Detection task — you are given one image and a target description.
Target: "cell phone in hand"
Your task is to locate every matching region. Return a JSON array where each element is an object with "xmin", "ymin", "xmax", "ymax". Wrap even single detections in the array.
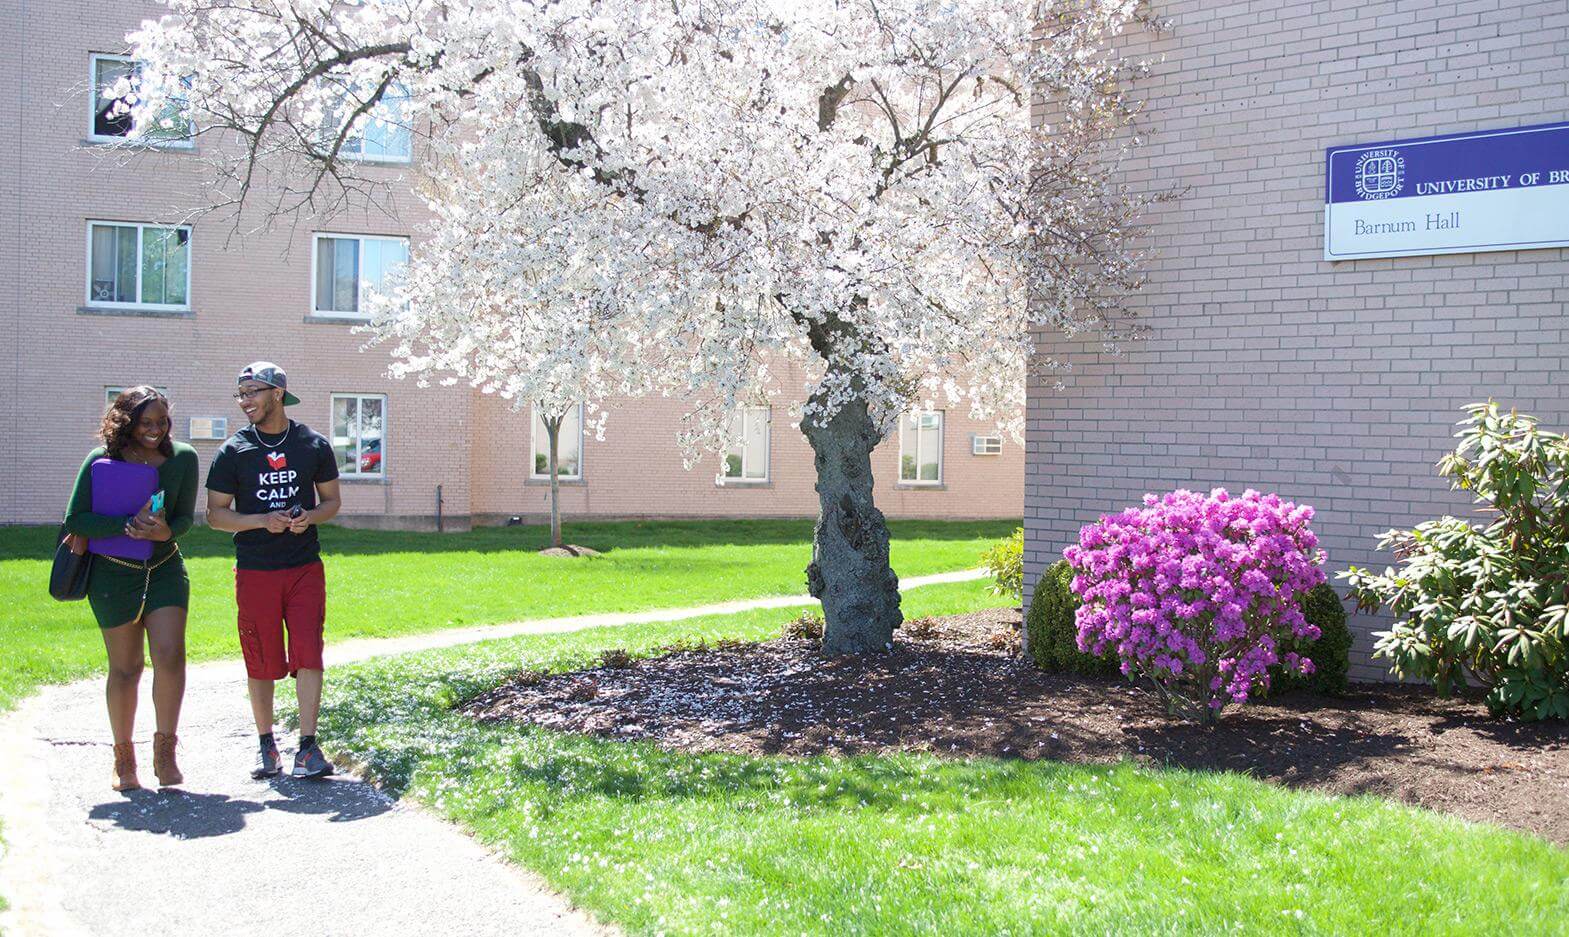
[
  {"xmin": 288, "ymin": 505, "xmax": 305, "ymax": 519},
  {"xmin": 149, "ymin": 490, "xmax": 165, "ymax": 514}
]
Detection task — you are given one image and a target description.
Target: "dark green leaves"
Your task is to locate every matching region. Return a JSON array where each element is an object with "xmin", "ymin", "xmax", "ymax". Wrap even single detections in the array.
[{"xmin": 1343, "ymin": 403, "xmax": 1568, "ymax": 721}]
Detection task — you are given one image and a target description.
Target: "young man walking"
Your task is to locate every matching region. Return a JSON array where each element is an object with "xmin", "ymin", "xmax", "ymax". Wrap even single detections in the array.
[{"xmin": 206, "ymin": 362, "xmax": 342, "ymax": 779}]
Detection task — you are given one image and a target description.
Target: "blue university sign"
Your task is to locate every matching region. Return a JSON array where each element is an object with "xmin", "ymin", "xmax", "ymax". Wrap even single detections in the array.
[{"xmin": 1324, "ymin": 121, "xmax": 1569, "ymax": 260}]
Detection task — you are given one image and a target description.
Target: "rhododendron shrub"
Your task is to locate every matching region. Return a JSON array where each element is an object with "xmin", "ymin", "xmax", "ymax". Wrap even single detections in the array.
[
  {"xmin": 1064, "ymin": 489, "xmax": 1327, "ymax": 724},
  {"xmin": 1344, "ymin": 403, "xmax": 1569, "ymax": 721}
]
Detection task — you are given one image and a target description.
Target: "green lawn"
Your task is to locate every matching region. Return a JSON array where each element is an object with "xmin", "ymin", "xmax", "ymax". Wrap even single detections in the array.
[
  {"xmin": 312, "ymin": 579, "xmax": 1569, "ymax": 936},
  {"xmin": 0, "ymin": 518, "xmax": 1014, "ymax": 712}
]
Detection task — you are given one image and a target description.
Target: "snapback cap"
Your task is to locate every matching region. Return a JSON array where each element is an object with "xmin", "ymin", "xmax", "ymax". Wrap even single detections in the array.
[{"xmin": 237, "ymin": 361, "xmax": 301, "ymax": 406}]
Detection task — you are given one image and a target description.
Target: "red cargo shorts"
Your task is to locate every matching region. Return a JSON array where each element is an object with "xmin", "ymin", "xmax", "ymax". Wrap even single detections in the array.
[{"xmin": 235, "ymin": 561, "xmax": 326, "ymax": 680}]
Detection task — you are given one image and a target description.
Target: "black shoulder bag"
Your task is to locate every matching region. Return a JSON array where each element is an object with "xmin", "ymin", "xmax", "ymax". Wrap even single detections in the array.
[{"xmin": 50, "ymin": 523, "xmax": 93, "ymax": 601}]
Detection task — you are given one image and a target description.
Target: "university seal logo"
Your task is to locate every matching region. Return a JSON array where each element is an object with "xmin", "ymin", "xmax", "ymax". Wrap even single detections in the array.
[{"xmin": 1354, "ymin": 148, "xmax": 1404, "ymax": 200}]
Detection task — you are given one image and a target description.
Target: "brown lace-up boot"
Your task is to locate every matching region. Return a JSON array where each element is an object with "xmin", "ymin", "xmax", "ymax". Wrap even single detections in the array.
[
  {"xmin": 112, "ymin": 741, "xmax": 140, "ymax": 791},
  {"xmin": 152, "ymin": 732, "xmax": 183, "ymax": 786}
]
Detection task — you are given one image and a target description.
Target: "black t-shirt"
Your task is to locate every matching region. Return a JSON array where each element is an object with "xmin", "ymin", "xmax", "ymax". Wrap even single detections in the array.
[{"xmin": 206, "ymin": 421, "xmax": 340, "ymax": 570}]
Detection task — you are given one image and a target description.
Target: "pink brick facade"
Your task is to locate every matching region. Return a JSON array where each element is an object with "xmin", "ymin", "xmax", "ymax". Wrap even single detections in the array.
[
  {"xmin": 1025, "ymin": 0, "xmax": 1569, "ymax": 680},
  {"xmin": 476, "ymin": 362, "xmax": 1024, "ymax": 526},
  {"xmin": 2, "ymin": 1, "xmax": 1023, "ymax": 532}
]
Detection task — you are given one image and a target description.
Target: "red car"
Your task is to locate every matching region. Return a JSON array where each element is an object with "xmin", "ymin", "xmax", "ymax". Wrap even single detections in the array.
[{"xmin": 359, "ymin": 438, "xmax": 382, "ymax": 473}]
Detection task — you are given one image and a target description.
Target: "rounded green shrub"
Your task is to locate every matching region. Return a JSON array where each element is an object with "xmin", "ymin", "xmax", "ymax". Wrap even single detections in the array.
[
  {"xmin": 1026, "ymin": 559, "xmax": 1118, "ymax": 676},
  {"xmin": 1264, "ymin": 583, "xmax": 1351, "ymax": 696}
]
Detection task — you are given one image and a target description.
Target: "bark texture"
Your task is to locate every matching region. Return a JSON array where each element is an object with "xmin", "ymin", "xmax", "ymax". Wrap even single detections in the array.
[{"xmin": 803, "ymin": 396, "xmax": 902, "ymax": 654}]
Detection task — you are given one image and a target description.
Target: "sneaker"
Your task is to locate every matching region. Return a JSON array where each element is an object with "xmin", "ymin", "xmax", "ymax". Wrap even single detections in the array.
[
  {"xmin": 252, "ymin": 738, "xmax": 281, "ymax": 779},
  {"xmin": 292, "ymin": 742, "xmax": 334, "ymax": 779}
]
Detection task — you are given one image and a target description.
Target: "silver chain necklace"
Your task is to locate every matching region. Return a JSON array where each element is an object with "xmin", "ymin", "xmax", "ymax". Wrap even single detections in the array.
[{"xmin": 249, "ymin": 420, "xmax": 292, "ymax": 449}]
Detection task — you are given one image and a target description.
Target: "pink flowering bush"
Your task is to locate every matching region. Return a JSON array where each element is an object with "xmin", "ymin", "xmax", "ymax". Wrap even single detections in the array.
[{"xmin": 1064, "ymin": 488, "xmax": 1327, "ymax": 724}]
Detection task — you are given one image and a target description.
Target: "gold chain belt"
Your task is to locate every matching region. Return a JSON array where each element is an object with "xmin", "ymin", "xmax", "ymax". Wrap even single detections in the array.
[
  {"xmin": 98, "ymin": 545, "xmax": 181, "ymax": 622},
  {"xmin": 98, "ymin": 545, "xmax": 181, "ymax": 572}
]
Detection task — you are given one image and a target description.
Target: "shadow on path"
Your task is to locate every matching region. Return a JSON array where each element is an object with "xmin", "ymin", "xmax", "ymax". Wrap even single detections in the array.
[
  {"xmin": 86, "ymin": 775, "xmax": 393, "ymax": 838},
  {"xmin": 88, "ymin": 790, "xmax": 264, "ymax": 839},
  {"xmin": 263, "ymin": 775, "xmax": 395, "ymax": 823}
]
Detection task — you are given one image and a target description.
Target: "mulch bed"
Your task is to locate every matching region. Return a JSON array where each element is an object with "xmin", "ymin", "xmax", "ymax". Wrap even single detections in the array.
[{"xmin": 461, "ymin": 608, "xmax": 1569, "ymax": 846}]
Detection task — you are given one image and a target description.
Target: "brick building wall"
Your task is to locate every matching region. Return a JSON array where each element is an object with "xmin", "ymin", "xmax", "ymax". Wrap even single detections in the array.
[
  {"xmin": 0, "ymin": 0, "xmax": 22, "ymax": 526},
  {"xmin": 475, "ymin": 359, "xmax": 1025, "ymax": 524},
  {"xmin": 4, "ymin": 1, "xmax": 1023, "ymax": 532},
  {"xmin": 3, "ymin": 0, "xmax": 474, "ymax": 530},
  {"xmin": 1025, "ymin": 0, "xmax": 1569, "ymax": 681}
]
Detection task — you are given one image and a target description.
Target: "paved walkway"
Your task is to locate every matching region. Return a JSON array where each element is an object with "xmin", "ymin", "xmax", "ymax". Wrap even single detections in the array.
[{"xmin": 0, "ymin": 569, "xmax": 986, "ymax": 936}]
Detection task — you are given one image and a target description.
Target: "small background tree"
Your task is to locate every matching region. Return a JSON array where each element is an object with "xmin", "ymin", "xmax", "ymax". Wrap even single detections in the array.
[{"xmin": 536, "ymin": 406, "xmax": 571, "ymax": 552}]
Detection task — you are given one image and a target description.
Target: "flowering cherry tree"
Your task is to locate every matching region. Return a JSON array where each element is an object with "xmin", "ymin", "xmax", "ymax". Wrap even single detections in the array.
[{"xmin": 125, "ymin": 0, "xmax": 1156, "ymax": 653}]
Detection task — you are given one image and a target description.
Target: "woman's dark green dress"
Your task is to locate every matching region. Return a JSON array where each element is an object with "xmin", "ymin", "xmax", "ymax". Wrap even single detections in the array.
[{"xmin": 65, "ymin": 443, "xmax": 199, "ymax": 628}]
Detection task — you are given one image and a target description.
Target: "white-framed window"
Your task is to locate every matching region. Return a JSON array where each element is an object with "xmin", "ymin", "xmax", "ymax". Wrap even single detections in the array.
[
  {"xmin": 898, "ymin": 410, "xmax": 944, "ymax": 484},
  {"xmin": 719, "ymin": 407, "xmax": 770, "ymax": 483},
  {"xmin": 972, "ymin": 433, "xmax": 1003, "ymax": 456},
  {"xmin": 89, "ymin": 54, "xmax": 193, "ymax": 147},
  {"xmin": 323, "ymin": 82, "xmax": 412, "ymax": 163},
  {"xmin": 87, "ymin": 222, "xmax": 191, "ymax": 310},
  {"xmin": 331, "ymin": 394, "xmax": 386, "ymax": 477},
  {"xmin": 311, "ymin": 233, "xmax": 408, "ymax": 318},
  {"xmin": 531, "ymin": 403, "xmax": 583, "ymax": 480}
]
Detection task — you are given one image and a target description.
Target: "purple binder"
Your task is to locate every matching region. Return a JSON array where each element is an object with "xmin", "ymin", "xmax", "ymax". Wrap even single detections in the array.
[{"xmin": 88, "ymin": 459, "xmax": 159, "ymax": 561}]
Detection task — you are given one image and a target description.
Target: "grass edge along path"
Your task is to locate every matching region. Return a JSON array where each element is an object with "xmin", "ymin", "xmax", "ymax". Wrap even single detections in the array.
[
  {"xmin": 310, "ymin": 579, "xmax": 1569, "ymax": 937},
  {"xmin": 0, "ymin": 518, "xmax": 1015, "ymax": 713}
]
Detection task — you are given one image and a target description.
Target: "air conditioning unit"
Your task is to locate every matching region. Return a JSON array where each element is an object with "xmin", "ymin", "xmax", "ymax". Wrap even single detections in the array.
[
  {"xmin": 971, "ymin": 434, "xmax": 1002, "ymax": 456},
  {"xmin": 189, "ymin": 417, "xmax": 229, "ymax": 441}
]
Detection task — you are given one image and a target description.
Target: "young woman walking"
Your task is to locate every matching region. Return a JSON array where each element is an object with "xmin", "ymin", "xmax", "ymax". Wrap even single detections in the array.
[{"xmin": 65, "ymin": 386, "xmax": 199, "ymax": 790}]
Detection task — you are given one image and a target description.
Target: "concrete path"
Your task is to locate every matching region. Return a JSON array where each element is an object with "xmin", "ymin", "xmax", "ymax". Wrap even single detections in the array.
[{"xmin": 0, "ymin": 569, "xmax": 986, "ymax": 936}]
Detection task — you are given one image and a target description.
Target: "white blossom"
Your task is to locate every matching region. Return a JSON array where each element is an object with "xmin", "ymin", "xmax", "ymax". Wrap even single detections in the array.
[{"xmin": 124, "ymin": 0, "xmax": 1155, "ymax": 461}]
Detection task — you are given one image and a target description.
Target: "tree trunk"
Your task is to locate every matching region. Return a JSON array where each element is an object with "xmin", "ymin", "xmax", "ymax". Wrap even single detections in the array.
[
  {"xmin": 802, "ymin": 394, "xmax": 902, "ymax": 654},
  {"xmin": 545, "ymin": 414, "xmax": 563, "ymax": 549}
]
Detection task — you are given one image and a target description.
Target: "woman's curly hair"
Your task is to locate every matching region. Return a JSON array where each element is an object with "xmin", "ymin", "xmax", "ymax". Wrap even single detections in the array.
[{"xmin": 101, "ymin": 386, "xmax": 174, "ymax": 460}]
